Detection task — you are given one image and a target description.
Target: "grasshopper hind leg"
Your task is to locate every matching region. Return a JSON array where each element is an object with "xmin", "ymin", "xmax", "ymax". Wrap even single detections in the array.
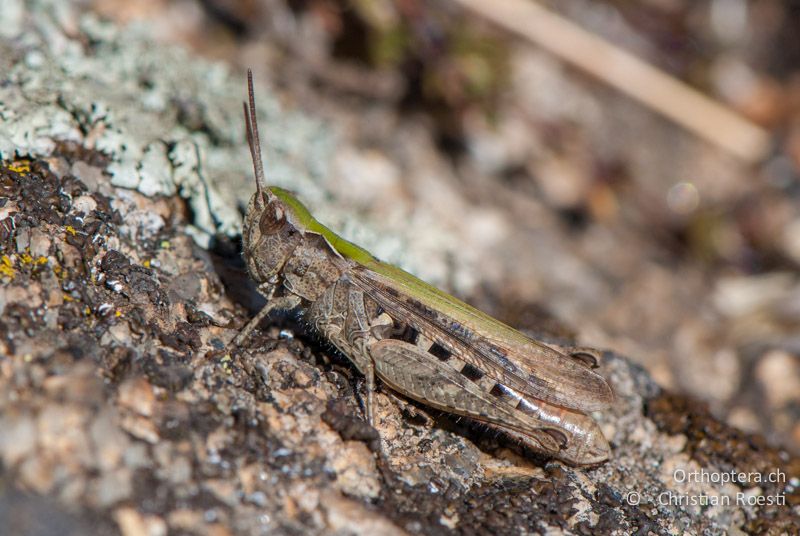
[
  {"xmin": 351, "ymin": 340, "xmax": 377, "ymax": 426},
  {"xmin": 370, "ymin": 338, "xmax": 610, "ymax": 464},
  {"xmin": 368, "ymin": 338, "xmax": 564, "ymax": 456}
]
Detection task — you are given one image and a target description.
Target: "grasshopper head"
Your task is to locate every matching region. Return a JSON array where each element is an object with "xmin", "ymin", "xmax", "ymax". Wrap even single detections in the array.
[
  {"xmin": 240, "ymin": 71, "xmax": 303, "ymax": 283},
  {"xmin": 241, "ymin": 185, "xmax": 303, "ymax": 284}
]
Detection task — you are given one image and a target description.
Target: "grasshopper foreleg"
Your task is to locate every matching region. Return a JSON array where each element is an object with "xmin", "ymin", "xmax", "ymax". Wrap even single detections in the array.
[{"xmin": 234, "ymin": 284, "xmax": 302, "ymax": 347}]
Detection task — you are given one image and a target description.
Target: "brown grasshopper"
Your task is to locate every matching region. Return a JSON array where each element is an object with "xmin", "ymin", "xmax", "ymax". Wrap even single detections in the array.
[{"xmin": 235, "ymin": 70, "xmax": 613, "ymax": 465}]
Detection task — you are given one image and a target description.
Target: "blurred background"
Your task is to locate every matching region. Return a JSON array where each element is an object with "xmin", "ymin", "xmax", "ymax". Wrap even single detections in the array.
[{"xmin": 75, "ymin": 0, "xmax": 800, "ymax": 453}]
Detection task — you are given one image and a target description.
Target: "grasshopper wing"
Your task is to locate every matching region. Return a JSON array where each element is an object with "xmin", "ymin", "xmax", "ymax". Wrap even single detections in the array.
[{"xmin": 350, "ymin": 262, "xmax": 613, "ymax": 413}]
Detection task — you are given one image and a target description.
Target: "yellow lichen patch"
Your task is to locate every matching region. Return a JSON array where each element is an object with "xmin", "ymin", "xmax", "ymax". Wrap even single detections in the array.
[
  {"xmin": 0, "ymin": 255, "xmax": 14, "ymax": 279},
  {"xmin": 219, "ymin": 354, "xmax": 233, "ymax": 374},
  {"xmin": 8, "ymin": 161, "xmax": 30, "ymax": 173},
  {"xmin": 10, "ymin": 252, "xmax": 48, "ymax": 271},
  {"xmin": 0, "ymin": 263, "xmax": 14, "ymax": 279}
]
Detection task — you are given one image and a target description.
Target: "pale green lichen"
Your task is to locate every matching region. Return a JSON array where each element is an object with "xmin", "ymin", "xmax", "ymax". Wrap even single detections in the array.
[{"xmin": 0, "ymin": 0, "xmax": 335, "ymax": 245}]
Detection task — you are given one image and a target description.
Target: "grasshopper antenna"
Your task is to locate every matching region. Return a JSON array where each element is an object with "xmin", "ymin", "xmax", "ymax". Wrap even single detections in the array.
[{"xmin": 244, "ymin": 69, "xmax": 267, "ymax": 205}]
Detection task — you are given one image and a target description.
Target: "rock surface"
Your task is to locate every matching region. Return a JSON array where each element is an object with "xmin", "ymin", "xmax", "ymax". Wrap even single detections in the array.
[{"xmin": 1, "ymin": 2, "xmax": 798, "ymax": 535}]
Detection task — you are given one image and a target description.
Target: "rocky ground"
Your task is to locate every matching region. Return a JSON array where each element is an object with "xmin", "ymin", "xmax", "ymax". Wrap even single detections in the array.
[{"xmin": 1, "ymin": 1, "xmax": 799, "ymax": 535}]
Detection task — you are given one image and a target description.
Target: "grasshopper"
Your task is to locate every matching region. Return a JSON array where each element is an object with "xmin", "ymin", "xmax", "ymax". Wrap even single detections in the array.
[{"xmin": 235, "ymin": 70, "xmax": 613, "ymax": 465}]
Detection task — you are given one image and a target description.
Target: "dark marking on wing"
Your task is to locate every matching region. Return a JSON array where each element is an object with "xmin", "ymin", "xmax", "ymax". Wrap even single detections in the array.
[
  {"xmin": 405, "ymin": 297, "xmax": 440, "ymax": 323},
  {"xmin": 428, "ymin": 342, "xmax": 451, "ymax": 361},
  {"xmin": 398, "ymin": 325, "xmax": 419, "ymax": 345},
  {"xmin": 460, "ymin": 363, "xmax": 484, "ymax": 381},
  {"xmin": 489, "ymin": 384, "xmax": 508, "ymax": 397},
  {"xmin": 382, "ymin": 286, "xmax": 400, "ymax": 298}
]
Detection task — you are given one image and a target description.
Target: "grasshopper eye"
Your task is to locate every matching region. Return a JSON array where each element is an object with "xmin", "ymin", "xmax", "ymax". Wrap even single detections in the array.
[{"xmin": 259, "ymin": 202, "xmax": 285, "ymax": 234}]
